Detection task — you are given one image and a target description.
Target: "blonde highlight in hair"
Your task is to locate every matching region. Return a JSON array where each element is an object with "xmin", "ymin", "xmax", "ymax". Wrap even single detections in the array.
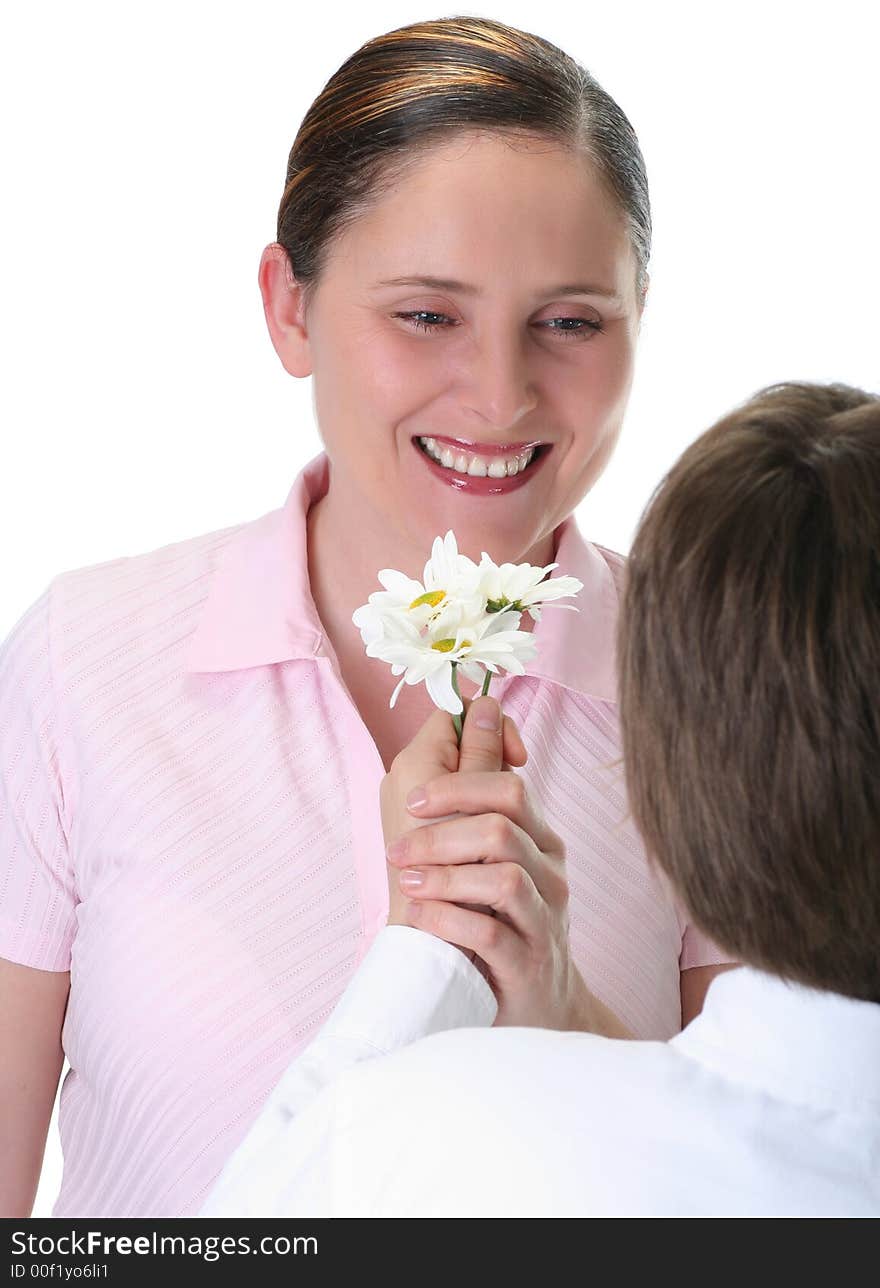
[{"xmin": 276, "ymin": 16, "xmax": 651, "ymax": 297}]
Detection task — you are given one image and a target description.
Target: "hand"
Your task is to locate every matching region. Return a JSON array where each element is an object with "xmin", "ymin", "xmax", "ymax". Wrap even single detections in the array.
[
  {"xmin": 379, "ymin": 695, "xmax": 527, "ymax": 940},
  {"xmin": 385, "ymin": 698, "xmax": 632, "ymax": 1037}
]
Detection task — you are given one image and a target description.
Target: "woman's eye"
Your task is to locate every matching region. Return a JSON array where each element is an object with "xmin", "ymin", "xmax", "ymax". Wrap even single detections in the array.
[
  {"xmin": 391, "ymin": 311, "xmax": 604, "ymax": 339},
  {"xmin": 393, "ymin": 311, "xmax": 456, "ymax": 332},
  {"xmin": 538, "ymin": 317, "xmax": 604, "ymax": 340}
]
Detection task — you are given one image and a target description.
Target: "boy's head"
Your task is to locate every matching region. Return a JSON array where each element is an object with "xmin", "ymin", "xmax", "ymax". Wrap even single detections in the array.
[{"xmin": 619, "ymin": 381, "xmax": 880, "ymax": 1002}]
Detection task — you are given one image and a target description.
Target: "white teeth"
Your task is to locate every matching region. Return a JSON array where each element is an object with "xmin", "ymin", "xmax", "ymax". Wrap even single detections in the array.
[{"xmin": 417, "ymin": 437, "xmax": 537, "ymax": 478}]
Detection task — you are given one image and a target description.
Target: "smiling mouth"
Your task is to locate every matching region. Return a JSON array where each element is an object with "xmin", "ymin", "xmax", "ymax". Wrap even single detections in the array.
[{"xmin": 413, "ymin": 435, "xmax": 549, "ymax": 478}]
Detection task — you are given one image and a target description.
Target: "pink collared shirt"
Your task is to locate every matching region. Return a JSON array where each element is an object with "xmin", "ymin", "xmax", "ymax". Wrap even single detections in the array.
[{"xmin": 0, "ymin": 450, "xmax": 729, "ymax": 1216}]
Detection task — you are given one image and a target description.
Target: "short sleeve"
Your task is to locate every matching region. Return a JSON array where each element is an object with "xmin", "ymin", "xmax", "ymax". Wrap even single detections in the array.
[
  {"xmin": 0, "ymin": 583, "xmax": 78, "ymax": 970},
  {"xmin": 680, "ymin": 920, "xmax": 736, "ymax": 971}
]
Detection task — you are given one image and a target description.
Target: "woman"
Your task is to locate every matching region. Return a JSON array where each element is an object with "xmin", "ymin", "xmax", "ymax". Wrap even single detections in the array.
[{"xmin": 0, "ymin": 16, "xmax": 731, "ymax": 1217}]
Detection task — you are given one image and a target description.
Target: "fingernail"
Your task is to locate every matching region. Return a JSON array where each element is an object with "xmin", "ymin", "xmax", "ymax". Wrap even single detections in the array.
[
  {"xmin": 474, "ymin": 697, "xmax": 501, "ymax": 731},
  {"xmin": 406, "ymin": 787, "xmax": 427, "ymax": 810},
  {"xmin": 385, "ymin": 838, "xmax": 408, "ymax": 861},
  {"xmin": 399, "ymin": 869, "xmax": 425, "ymax": 889}
]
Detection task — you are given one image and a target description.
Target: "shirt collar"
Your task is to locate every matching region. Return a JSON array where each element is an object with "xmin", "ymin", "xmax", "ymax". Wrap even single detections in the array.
[
  {"xmin": 184, "ymin": 449, "xmax": 619, "ymax": 701},
  {"xmin": 184, "ymin": 452, "xmax": 328, "ymax": 672},
  {"xmin": 672, "ymin": 966, "xmax": 880, "ymax": 1113},
  {"xmin": 524, "ymin": 510, "xmax": 618, "ymax": 702}
]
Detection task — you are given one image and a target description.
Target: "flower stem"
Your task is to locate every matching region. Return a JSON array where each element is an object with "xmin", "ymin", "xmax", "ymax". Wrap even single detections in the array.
[{"xmin": 450, "ymin": 664, "xmax": 463, "ymax": 745}]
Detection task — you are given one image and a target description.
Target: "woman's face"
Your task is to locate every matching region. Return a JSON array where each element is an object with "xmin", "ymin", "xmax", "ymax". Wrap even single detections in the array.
[{"xmin": 277, "ymin": 130, "xmax": 643, "ymax": 567}]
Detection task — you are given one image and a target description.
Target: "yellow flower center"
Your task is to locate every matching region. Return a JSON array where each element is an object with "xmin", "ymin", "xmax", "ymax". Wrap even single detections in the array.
[
  {"xmin": 409, "ymin": 589, "xmax": 446, "ymax": 610},
  {"xmin": 432, "ymin": 638, "xmax": 471, "ymax": 653}
]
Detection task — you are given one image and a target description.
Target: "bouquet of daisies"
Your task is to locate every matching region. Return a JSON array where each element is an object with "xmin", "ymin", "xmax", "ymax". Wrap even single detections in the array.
[{"xmin": 352, "ymin": 531, "xmax": 583, "ymax": 742}]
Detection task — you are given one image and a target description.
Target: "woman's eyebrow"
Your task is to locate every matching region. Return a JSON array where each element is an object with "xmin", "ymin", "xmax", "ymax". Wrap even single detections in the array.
[
  {"xmin": 544, "ymin": 282, "xmax": 623, "ymax": 305},
  {"xmin": 374, "ymin": 274, "xmax": 622, "ymax": 305},
  {"xmin": 373, "ymin": 275, "xmax": 480, "ymax": 294}
]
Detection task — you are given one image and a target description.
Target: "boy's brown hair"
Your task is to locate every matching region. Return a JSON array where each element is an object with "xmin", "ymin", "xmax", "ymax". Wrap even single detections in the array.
[{"xmin": 618, "ymin": 381, "xmax": 880, "ymax": 1001}]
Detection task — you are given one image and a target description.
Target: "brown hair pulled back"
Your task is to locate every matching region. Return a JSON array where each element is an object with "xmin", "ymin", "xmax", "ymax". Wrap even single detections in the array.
[{"xmin": 276, "ymin": 16, "xmax": 650, "ymax": 301}]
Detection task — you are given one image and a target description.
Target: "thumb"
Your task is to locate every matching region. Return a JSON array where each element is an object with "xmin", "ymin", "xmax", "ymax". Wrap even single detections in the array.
[{"xmin": 457, "ymin": 695, "xmax": 504, "ymax": 775}]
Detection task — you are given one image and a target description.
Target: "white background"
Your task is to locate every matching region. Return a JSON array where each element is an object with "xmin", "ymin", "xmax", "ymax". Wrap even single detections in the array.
[{"xmin": 0, "ymin": 0, "xmax": 875, "ymax": 1216}]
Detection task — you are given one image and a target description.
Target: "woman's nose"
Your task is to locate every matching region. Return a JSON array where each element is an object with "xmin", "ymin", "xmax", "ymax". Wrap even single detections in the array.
[{"xmin": 459, "ymin": 333, "xmax": 538, "ymax": 431}]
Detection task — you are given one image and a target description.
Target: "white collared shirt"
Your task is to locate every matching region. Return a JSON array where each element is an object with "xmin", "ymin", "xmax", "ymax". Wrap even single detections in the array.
[{"xmin": 201, "ymin": 927, "xmax": 880, "ymax": 1217}]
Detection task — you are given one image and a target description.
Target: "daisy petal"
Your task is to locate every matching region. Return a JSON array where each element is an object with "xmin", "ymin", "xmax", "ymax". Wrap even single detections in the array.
[
  {"xmin": 457, "ymin": 659, "xmax": 486, "ymax": 686},
  {"xmin": 426, "ymin": 663, "xmax": 463, "ymax": 714},
  {"xmin": 389, "ymin": 674, "xmax": 407, "ymax": 709}
]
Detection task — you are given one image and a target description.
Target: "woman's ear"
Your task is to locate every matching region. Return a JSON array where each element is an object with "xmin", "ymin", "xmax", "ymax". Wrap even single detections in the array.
[{"xmin": 258, "ymin": 243, "xmax": 312, "ymax": 377}]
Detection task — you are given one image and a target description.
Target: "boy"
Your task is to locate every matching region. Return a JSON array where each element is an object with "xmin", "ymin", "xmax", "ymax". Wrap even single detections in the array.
[{"xmin": 203, "ymin": 381, "xmax": 880, "ymax": 1216}]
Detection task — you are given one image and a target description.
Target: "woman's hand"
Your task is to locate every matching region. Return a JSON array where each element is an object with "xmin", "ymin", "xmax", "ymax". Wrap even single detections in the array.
[
  {"xmin": 381, "ymin": 696, "xmax": 631, "ymax": 1036},
  {"xmin": 379, "ymin": 696, "xmax": 527, "ymax": 937}
]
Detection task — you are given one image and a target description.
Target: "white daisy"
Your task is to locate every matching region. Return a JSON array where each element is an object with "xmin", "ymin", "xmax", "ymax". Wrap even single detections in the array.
[
  {"xmin": 473, "ymin": 552, "xmax": 584, "ymax": 622},
  {"xmin": 351, "ymin": 529, "xmax": 582, "ymax": 727},
  {"xmin": 369, "ymin": 607, "xmax": 538, "ymax": 715},
  {"xmin": 352, "ymin": 530, "xmax": 482, "ymax": 649}
]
